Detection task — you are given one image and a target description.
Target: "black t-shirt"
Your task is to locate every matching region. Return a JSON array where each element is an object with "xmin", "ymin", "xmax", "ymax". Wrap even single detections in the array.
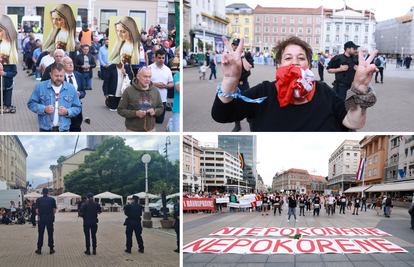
[
  {"xmin": 327, "ymin": 54, "xmax": 358, "ymax": 84},
  {"xmin": 313, "ymin": 197, "xmax": 320, "ymax": 205},
  {"xmin": 354, "ymin": 198, "xmax": 361, "ymax": 205},
  {"xmin": 362, "ymin": 197, "xmax": 367, "ymax": 203},
  {"xmin": 288, "ymin": 198, "xmax": 297, "ymax": 208},
  {"xmin": 341, "ymin": 196, "xmax": 347, "ymax": 204},
  {"xmin": 262, "ymin": 196, "xmax": 268, "ymax": 203},
  {"xmin": 274, "ymin": 196, "xmax": 280, "ymax": 204},
  {"xmin": 240, "ymin": 52, "xmax": 254, "ymax": 81},
  {"xmin": 212, "ymin": 81, "xmax": 349, "ymax": 131},
  {"xmin": 36, "ymin": 196, "xmax": 56, "ymax": 216}
]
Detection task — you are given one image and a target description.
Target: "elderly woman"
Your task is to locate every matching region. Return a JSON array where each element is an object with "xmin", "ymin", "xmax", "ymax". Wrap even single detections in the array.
[
  {"xmin": 43, "ymin": 4, "xmax": 76, "ymax": 52},
  {"xmin": 108, "ymin": 16, "xmax": 140, "ymax": 65},
  {"xmin": 0, "ymin": 15, "xmax": 18, "ymax": 64},
  {"xmin": 212, "ymin": 36, "xmax": 378, "ymax": 131}
]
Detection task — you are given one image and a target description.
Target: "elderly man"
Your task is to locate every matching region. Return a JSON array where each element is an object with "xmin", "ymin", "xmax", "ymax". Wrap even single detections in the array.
[
  {"xmin": 148, "ymin": 49, "xmax": 174, "ymax": 124},
  {"xmin": 98, "ymin": 39, "xmax": 110, "ymax": 80},
  {"xmin": 103, "ymin": 64, "xmax": 133, "ymax": 111},
  {"xmin": 162, "ymin": 40, "xmax": 174, "ymax": 67},
  {"xmin": 27, "ymin": 63, "xmax": 82, "ymax": 132},
  {"xmin": 69, "ymin": 42, "xmax": 82, "ymax": 63},
  {"xmin": 62, "ymin": 57, "xmax": 86, "ymax": 132},
  {"xmin": 41, "ymin": 49, "xmax": 65, "ymax": 81},
  {"xmin": 118, "ymin": 67, "xmax": 163, "ymax": 132},
  {"xmin": 74, "ymin": 45, "xmax": 96, "ymax": 90}
]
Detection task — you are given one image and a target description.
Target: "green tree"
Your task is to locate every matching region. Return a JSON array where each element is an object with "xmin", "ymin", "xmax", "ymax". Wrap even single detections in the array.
[
  {"xmin": 183, "ymin": 39, "xmax": 191, "ymax": 51},
  {"xmin": 197, "ymin": 39, "xmax": 204, "ymax": 50},
  {"xmin": 49, "ymin": 155, "xmax": 66, "ymax": 170}
]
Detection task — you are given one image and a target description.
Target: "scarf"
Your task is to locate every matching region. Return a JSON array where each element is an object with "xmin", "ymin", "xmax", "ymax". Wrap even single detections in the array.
[{"xmin": 275, "ymin": 65, "xmax": 316, "ymax": 107}]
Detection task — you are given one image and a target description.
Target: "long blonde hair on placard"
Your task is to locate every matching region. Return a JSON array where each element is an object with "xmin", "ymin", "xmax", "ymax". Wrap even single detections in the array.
[
  {"xmin": 0, "ymin": 15, "xmax": 18, "ymax": 64},
  {"xmin": 108, "ymin": 16, "xmax": 140, "ymax": 65}
]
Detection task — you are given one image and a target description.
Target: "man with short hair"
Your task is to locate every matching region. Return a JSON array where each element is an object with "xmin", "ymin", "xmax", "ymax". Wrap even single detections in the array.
[
  {"xmin": 148, "ymin": 49, "xmax": 174, "ymax": 124},
  {"xmin": 162, "ymin": 40, "xmax": 174, "ymax": 67},
  {"xmin": 123, "ymin": 195, "xmax": 144, "ymax": 254},
  {"xmin": 62, "ymin": 57, "xmax": 86, "ymax": 132},
  {"xmin": 32, "ymin": 40, "xmax": 43, "ymax": 78},
  {"xmin": 385, "ymin": 195, "xmax": 392, "ymax": 218},
  {"xmin": 79, "ymin": 25, "xmax": 93, "ymax": 47},
  {"xmin": 360, "ymin": 194, "xmax": 367, "ymax": 212},
  {"xmin": 35, "ymin": 188, "xmax": 57, "ymax": 255},
  {"xmin": 340, "ymin": 193, "xmax": 347, "ymax": 214},
  {"xmin": 41, "ymin": 49, "xmax": 65, "ymax": 81},
  {"xmin": 74, "ymin": 45, "xmax": 96, "ymax": 90},
  {"xmin": 27, "ymin": 63, "xmax": 82, "ymax": 132},
  {"xmin": 98, "ymin": 39, "xmax": 110, "ymax": 80},
  {"xmin": 103, "ymin": 63, "xmax": 133, "ymax": 111},
  {"xmin": 318, "ymin": 52, "xmax": 325, "ymax": 81},
  {"xmin": 118, "ymin": 67, "xmax": 163, "ymax": 132},
  {"xmin": 352, "ymin": 194, "xmax": 361, "ymax": 215},
  {"xmin": 69, "ymin": 42, "xmax": 82, "ymax": 63},
  {"xmin": 24, "ymin": 37, "xmax": 35, "ymax": 72},
  {"xmin": 78, "ymin": 193, "xmax": 101, "ymax": 255},
  {"xmin": 147, "ymin": 45, "xmax": 159, "ymax": 66},
  {"xmin": 90, "ymin": 37, "xmax": 101, "ymax": 57}
]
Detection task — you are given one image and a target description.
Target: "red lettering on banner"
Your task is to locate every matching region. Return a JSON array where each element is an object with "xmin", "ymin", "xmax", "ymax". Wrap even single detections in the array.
[
  {"xmin": 222, "ymin": 239, "xmax": 253, "ymax": 253},
  {"xmin": 370, "ymin": 239, "xmax": 405, "ymax": 252},
  {"xmin": 211, "ymin": 228, "xmax": 237, "ymax": 235},
  {"xmin": 234, "ymin": 228, "xmax": 247, "ymax": 235},
  {"xmin": 273, "ymin": 239, "xmax": 294, "ymax": 253},
  {"xmin": 250, "ymin": 239, "xmax": 273, "ymax": 253},
  {"xmin": 310, "ymin": 228, "xmax": 327, "ymax": 235},
  {"xmin": 200, "ymin": 239, "xmax": 234, "ymax": 253},
  {"xmin": 264, "ymin": 228, "xmax": 279, "ymax": 236},
  {"xmin": 255, "ymin": 196, "xmax": 261, "ymax": 201},
  {"xmin": 183, "ymin": 239, "xmax": 217, "ymax": 252},
  {"xmin": 246, "ymin": 228, "xmax": 263, "ymax": 235},
  {"xmin": 340, "ymin": 227, "xmax": 360, "ymax": 235},
  {"xmin": 352, "ymin": 228, "xmax": 375, "ymax": 235},
  {"xmin": 334, "ymin": 239, "xmax": 362, "ymax": 253},
  {"xmin": 280, "ymin": 228, "xmax": 295, "ymax": 236},
  {"xmin": 183, "ymin": 198, "xmax": 215, "ymax": 210},
  {"xmin": 316, "ymin": 239, "xmax": 339, "ymax": 253},
  {"xmin": 365, "ymin": 228, "xmax": 390, "ymax": 236},
  {"xmin": 324, "ymin": 228, "xmax": 345, "ymax": 235},
  {"xmin": 296, "ymin": 228, "xmax": 310, "ymax": 235},
  {"xmin": 353, "ymin": 239, "xmax": 382, "ymax": 252},
  {"xmin": 296, "ymin": 239, "xmax": 316, "ymax": 253}
]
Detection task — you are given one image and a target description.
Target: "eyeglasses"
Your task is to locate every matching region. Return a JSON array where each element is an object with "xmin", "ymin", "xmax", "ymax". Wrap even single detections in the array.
[{"xmin": 137, "ymin": 66, "xmax": 150, "ymax": 74}]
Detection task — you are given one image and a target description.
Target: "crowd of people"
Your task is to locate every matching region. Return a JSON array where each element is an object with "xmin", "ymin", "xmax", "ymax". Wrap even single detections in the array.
[
  {"xmin": 2, "ymin": 23, "xmax": 180, "ymax": 132},
  {"xmin": 0, "ymin": 199, "xmax": 36, "ymax": 226}
]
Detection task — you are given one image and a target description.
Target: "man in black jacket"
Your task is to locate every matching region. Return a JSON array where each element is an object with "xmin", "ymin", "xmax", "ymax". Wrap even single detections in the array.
[
  {"xmin": 78, "ymin": 193, "xmax": 101, "ymax": 255},
  {"xmin": 69, "ymin": 42, "xmax": 82, "ymax": 63},
  {"xmin": 103, "ymin": 64, "xmax": 133, "ymax": 111},
  {"xmin": 74, "ymin": 45, "xmax": 96, "ymax": 90}
]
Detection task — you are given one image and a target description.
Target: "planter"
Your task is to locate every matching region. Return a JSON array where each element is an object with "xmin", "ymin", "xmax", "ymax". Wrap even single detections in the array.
[
  {"xmin": 169, "ymin": 217, "xmax": 176, "ymax": 227},
  {"xmin": 160, "ymin": 219, "xmax": 173, "ymax": 229}
]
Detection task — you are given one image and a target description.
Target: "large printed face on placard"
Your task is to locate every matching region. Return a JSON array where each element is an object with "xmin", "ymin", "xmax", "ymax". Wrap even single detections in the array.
[
  {"xmin": 43, "ymin": 4, "xmax": 77, "ymax": 52},
  {"xmin": 0, "ymin": 15, "xmax": 18, "ymax": 65},
  {"xmin": 108, "ymin": 16, "xmax": 141, "ymax": 65}
]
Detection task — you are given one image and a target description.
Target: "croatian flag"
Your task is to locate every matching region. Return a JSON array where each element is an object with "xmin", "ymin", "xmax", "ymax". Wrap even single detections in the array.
[
  {"xmin": 356, "ymin": 158, "xmax": 366, "ymax": 181},
  {"xmin": 399, "ymin": 135, "xmax": 403, "ymax": 142}
]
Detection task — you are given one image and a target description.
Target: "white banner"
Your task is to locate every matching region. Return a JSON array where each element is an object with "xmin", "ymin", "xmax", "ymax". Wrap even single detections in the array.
[{"xmin": 215, "ymin": 198, "xmax": 229, "ymax": 204}]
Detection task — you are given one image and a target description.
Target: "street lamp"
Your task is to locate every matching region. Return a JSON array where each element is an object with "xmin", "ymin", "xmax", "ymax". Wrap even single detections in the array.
[
  {"xmin": 201, "ymin": 22, "xmax": 207, "ymax": 53},
  {"xmin": 142, "ymin": 154, "xmax": 152, "ymax": 228},
  {"xmin": 164, "ymin": 136, "xmax": 171, "ymax": 184}
]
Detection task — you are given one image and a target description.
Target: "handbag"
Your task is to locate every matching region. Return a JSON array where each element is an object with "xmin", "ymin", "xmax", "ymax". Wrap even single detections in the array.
[{"xmin": 121, "ymin": 75, "xmax": 131, "ymax": 95}]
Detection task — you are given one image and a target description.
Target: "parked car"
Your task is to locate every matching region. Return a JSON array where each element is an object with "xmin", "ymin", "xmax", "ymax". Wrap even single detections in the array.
[{"xmin": 149, "ymin": 197, "xmax": 175, "ymax": 217}]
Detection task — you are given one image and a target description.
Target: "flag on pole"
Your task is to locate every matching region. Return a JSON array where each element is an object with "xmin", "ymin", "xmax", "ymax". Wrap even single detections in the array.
[
  {"xmin": 237, "ymin": 152, "xmax": 244, "ymax": 170},
  {"xmin": 399, "ymin": 135, "xmax": 403, "ymax": 142},
  {"xmin": 356, "ymin": 158, "xmax": 366, "ymax": 180},
  {"xmin": 398, "ymin": 169, "xmax": 406, "ymax": 180}
]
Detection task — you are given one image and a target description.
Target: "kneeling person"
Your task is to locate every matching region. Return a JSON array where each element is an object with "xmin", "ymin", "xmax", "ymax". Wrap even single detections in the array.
[{"xmin": 118, "ymin": 67, "xmax": 164, "ymax": 132}]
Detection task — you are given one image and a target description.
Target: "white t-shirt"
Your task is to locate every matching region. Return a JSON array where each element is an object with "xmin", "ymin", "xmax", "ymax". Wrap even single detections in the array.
[
  {"xmin": 148, "ymin": 63, "xmax": 173, "ymax": 102},
  {"xmin": 328, "ymin": 197, "xmax": 335, "ymax": 205},
  {"xmin": 51, "ymin": 84, "xmax": 62, "ymax": 126}
]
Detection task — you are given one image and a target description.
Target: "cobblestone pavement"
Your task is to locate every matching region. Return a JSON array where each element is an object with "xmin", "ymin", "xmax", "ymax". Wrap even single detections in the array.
[
  {"xmin": 1, "ymin": 53, "xmax": 171, "ymax": 132},
  {"xmin": 183, "ymin": 63, "xmax": 414, "ymax": 132},
  {"xmin": 0, "ymin": 212, "xmax": 179, "ymax": 267},
  {"xmin": 183, "ymin": 204, "xmax": 414, "ymax": 267}
]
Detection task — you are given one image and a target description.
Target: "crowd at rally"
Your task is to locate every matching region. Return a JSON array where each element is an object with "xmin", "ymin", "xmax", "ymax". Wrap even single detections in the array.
[
  {"xmin": 0, "ymin": 199, "xmax": 37, "ymax": 226},
  {"xmin": 2, "ymin": 23, "xmax": 180, "ymax": 132}
]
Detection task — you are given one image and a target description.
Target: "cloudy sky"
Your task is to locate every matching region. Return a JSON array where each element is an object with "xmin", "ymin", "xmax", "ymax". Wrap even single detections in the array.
[
  {"xmin": 17, "ymin": 135, "xmax": 180, "ymax": 189},
  {"xmin": 226, "ymin": 0, "xmax": 412, "ymax": 22},
  {"xmin": 194, "ymin": 133, "xmax": 367, "ymax": 187}
]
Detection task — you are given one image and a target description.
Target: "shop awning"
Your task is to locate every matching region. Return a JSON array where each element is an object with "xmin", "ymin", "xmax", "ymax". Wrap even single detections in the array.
[
  {"xmin": 366, "ymin": 181, "xmax": 414, "ymax": 192},
  {"xmin": 344, "ymin": 185, "xmax": 372, "ymax": 193}
]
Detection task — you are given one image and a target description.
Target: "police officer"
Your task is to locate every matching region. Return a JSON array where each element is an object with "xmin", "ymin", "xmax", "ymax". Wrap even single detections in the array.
[
  {"xmin": 230, "ymin": 38, "xmax": 254, "ymax": 132},
  {"xmin": 173, "ymin": 197, "xmax": 180, "ymax": 253},
  {"xmin": 35, "ymin": 188, "xmax": 56, "ymax": 255},
  {"xmin": 124, "ymin": 195, "xmax": 144, "ymax": 253},
  {"xmin": 327, "ymin": 41, "xmax": 359, "ymax": 100},
  {"xmin": 78, "ymin": 193, "xmax": 101, "ymax": 255}
]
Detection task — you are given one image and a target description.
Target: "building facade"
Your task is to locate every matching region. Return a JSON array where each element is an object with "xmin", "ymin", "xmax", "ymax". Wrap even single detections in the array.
[
  {"xmin": 0, "ymin": 136, "xmax": 27, "ymax": 191},
  {"xmin": 327, "ymin": 140, "xmax": 361, "ymax": 191},
  {"xmin": 252, "ymin": 5, "xmax": 323, "ymax": 54},
  {"xmin": 358, "ymin": 135, "xmax": 387, "ymax": 187},
  {"xmin": 183, "ymin": 0, "xmax": 191, "ymax": 42},
  {"xmin": 182, "ymin": 135, "xmax": 202, "ymax": 192},
  {"xmin": 218, "ymin": 135, "xmax": 257, "ymax": 191},
  {"xmin": 86, "ymin": 135, "xmax": 111, "ymax": 150},
  {"xmin": 384, "ymin": 135, "xmax": 414, "ymax": 182},
  {"xmin": 199, "ymin": 146, "xmax": 243, "ymax": 192},
  {"xmin": 310, "ymin": 174, "xmax": 328, "ymax": 194},
  {"xmin": 376, "ymin": 8, "xmax": 414, "ymax": 55},
  {"xmin": 322, "ymin": 6, "xmax": 376, "ymax": 55},
  {"xmin": 225, "ymin": 3, "xmax": 253, "ymax": 51},
  {"xmin": 189, "ymin": 0, "xmax": 230, "ymax": 52},
  {"xmin": 35, "ymin": 181, "xmax": 53, "ymax": 194},
  {"xmin": 272, "ymin": 168, "xmax": 310, "ymax": 194}
]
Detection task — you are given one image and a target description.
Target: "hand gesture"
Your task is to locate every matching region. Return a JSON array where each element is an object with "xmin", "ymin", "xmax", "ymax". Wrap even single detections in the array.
[
  {"xmin": 44, "ymin": 105, "xmax": 54, "ymax": 114},
  {"xmin": 339, "ymin": 65, "xmax": 349, "ymax": 71},
  {"xmin": 354, "ymin": 47, "xmax": 379, "ymax": 90},
  {"xmin": 136, "ymin": 110, "xmax": 146, "ymax": 118},
  {"xmin": 221, "ymin": 36, "xmax": 244, "ymax": 82},
  {"xmin": 58, "ymin": 106, "xmax": 68, "ymax": 115},
  {"xmin": 146, "ymin": 108, "xmax": 155, "ymax": 116}
]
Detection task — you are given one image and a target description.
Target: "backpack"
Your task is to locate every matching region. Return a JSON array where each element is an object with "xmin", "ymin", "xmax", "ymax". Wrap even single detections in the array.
[{"xmin": 375, "ymin": 57, "xmax": 381, "ymax": 67}]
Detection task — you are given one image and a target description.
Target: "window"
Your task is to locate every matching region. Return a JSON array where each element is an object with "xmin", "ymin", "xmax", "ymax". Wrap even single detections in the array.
[
  {"xmin": 245, "ymin": 28, "xmax": 249, "ymax": 33},
  {"xmin": 273, "ymin": 16, "xmax": 277, "ymax": 22},
  {"xmin": 265, "ymin": 26, "xmax": 269, "ymax": 32},
  {"xmin": 365, "ymin": 25, "xmax": 369, "ymax": 32},
  {"xmin": 290, "ymin": 27, "xmax": 294, "ymax": 33},
  {"xmin": 346, "ymin": 153, "xmax": 350, "ymax": 156},
  {"xmin": 368, "ymin": 170, "xmax": 371, "ymax": 177},
  {"xmin": 245, "ymin": 18, "xmax": 249, "ymax": 24},
  {"xmin": 186, "ymin": 165, "xmax": 190, "ymax": 171},
  {"xmin": 316, "ymin": 27, "xmax": 320, "ymax": 34},
  {"xmin": 282, "ymin": 17, "xmax": 286, "ymax": 23},
  {"xmin": 354, "ymin": 159, "xmax": 357, "ymax": 163},
  {"xmin": 308, "ymin": 17, "xmax": 311, "ymax": 23},
  {"xmin": 129, "ymin": 10, "xmax": 147, "ymax": 30},
  {"xmin": 335, "ymin": 35, "xmax": 339, "ymax": 42},
  {"xmin": 355, "ymin": 25, "xmax": 359, "ymax": 32},
  {"xmin": 281, "ymin": 36, "xmax": 286, "ymax": 41},
  {"xmin": 273, "ymin": 36, "xmax": 277, "ymax": 43},
  {"xmin": 298, "ymin": 27, "xmax": 303, "ymax": 33},
  {"xmin": 354, "ymin": 153, "xmax": 357, "ymax": 156},
  {"xmin": 245, "ymin": 37, "xmax": 249, "ymax": 43},
  {"xmin": 256, "ymin": 16, "xmax": 260, "ymax": 22},
  {"xmin": 185, "ymin": 147, "xmax": 189, "ymax": 152},
  {"xmin": 326, "ymin": 35, "xmax": 330, "ymax": 42},
  {"xmin": 282, "ymin": 27, "xmax": 286, "ymax": 33},
  {"xmin": 354, "ymin": 36, "xmax": 358, "ymax": 43},
  {"xmin": 202, "ymin": 0, "xmax": 205, "ymax": 7},
  {"xmin": 235, "ymin": 18, "xmax": 239, "ymax": 24},
  {"xmin": 11, "ymin": 157, "xmax": 14, "ymax": 166},
  {"xmin": 373, "ymin": 168, "xmax": 377, "ymax": 176},
  {"xmin": 345, "ymin": 35, "xmax": 349, "ymax": 42},
  {"xmin": 316, "ymin": 18, "xmax": 320, "ymax": 24},
  {"xmin": 256, "ymin": 35, "xmax": 260, "ymax": 42},
  {"xmin": 256, "ymin": 26, "xmax": 260, "ymax": 32},
  {"xmin": 307, "ymin": 27, "xmax": 311, "ymax": 33},
  {"xmin": 306, "ymin": 37, "xmax": 311, "ymax": 44},
  {"xmin": 100, "ymin": 9, "xmax": 118, "ymax": 32},
  {"xmin": 273, "ymin": 26, "xmax": 278, "ymax": 32},
  {"xmin": 391, "ymin": 137, "xmax": 398, "ymax": 148},
  {"xmin": 299, "ymin": 17, "xmax": 303, "ymax": 23},
  {"xmin": 291, "ymin": 17, "xmax": 295, "ymax": 23},
  {"xmin": 7, "ymin": 6, "xmax": 25, "ymax": 24},
  {"xmin": 346, "ymin": 25, "xmax": 350, "ymax": 31},
  {"xmin": 186, "ymin": 156, "xmax": 189, "ymax": 161},
  {"xmin": 265, "ymin": 16, "xmax": 269, "ymax": 22},
  {"xmin": 353, "ymin": 165, "xmax": 357, "ymax": 169},
  {"xmin": 336, "ymin": 25, "xmax": 340, "ymax": 31},
  {"xmin": 369, "ymin": 158, "xmax": 372, "ymax": 165},
  {"xmin": 364, "ymin": 36, "xmax": 368, "ymax": 43},
  {"xmin": 327, "ymin": 24, "xmax": 330, "ymax": 31},
  {"xmin": 264, "ymin": 36, "xmax": 269, "ymax": 42},
  {"xmin": 411, "ymin": 146, "xmax": 414, "ymax": 156},
  {"xmin": 346, "ymin": 165, "xmax": 349, "ymax": 169}
]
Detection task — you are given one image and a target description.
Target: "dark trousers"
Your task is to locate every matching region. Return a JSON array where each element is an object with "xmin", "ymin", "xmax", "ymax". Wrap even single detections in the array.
[
  {"xmin": 155, "ymin": 102, "xmax": 167, "ymax": 123},
  {"xmin": 31, "ymin": 213, "xmax": 36, "ymax": 226},
  {"xmin": 306, "ymin": 203, "xmax": 311, "ymax": 211},
  {"xmin": 318, "ymin": 65, "xmax": 324, "ymax": 81},
  {"xmin": 209, "ymin": 65, "xmax": 217, "ymax": 80},
  {"xmin": 274, "ymin": 205, "xmax": 281, "ymax": 215},
  {"xmin": 70, "ymin": 112, "xmax": 83, "ymax": 132},
  {"xmin": 313, "ymin": 207, "xmax": 320, "ymax": 216},
  {"xmin": 126, "ymin": 220, "xmax": 144, "ymax": 250},
  {"xmin": 11, "ymin": 211, "xmax": 16, "ymax": 220},
  {"xmin": 299, "ymin": 206, "xmax": 305, "ymax": 215},
  {"xmin": 340, "ymin": 204, "xmax": 346, "ymax": 214},
  {"xmin": 411, "ymin": 214, "xmax": 414, "ymax": 229},
  {"xmin": 2, "ymin": 89, "xmax": 12, "ymax": 107},
  {"xmin": 375, "ymin": 67, "xmax": 384, "ymax": 82},
  {"xmin": 337, "ymin": 86, "xmax": 351, "ymax": 100},
  {"xmin": 100, "ymin": 66, "xmax": 107, "ymax": 80},
  {"xmin": 84, "ymin": 219, "xmax": 98, "ymax": 249},
  {"xmin": 108, "ymin": 96, "xmax": 121, "ymax": 109},
  {"xmin": 175, "ymin": 220, "xmax": 179, "ymax": 248},
  {"xmin": 37, "ymin": 218, "xmax": 54, "ymax": 249}
]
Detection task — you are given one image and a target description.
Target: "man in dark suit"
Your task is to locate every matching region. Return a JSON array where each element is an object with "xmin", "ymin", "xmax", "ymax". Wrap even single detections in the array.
[
  {"xmin": 74, "ymin": 45, "xmax": 96, "ymax": 90},
  {"xmin": 69, "ymin": 42, "xmax": 82, "ymax": 63},
  {"xmin": 103, "ymin": 64, "xmax": 133, "ymax": 111},
  {"xmin": 62, "ymin": 57, "xmax": 86, "ymax": 131}
]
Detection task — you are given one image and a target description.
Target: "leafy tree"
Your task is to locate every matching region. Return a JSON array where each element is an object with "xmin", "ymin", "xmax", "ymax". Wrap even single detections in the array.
[
  {"xmin": 49, "ymin": 155, "xmax": 66, "ymax": 170},
  {"xmin": 64, "ymin": 137, "xmax": 179, "ymax": 198}
]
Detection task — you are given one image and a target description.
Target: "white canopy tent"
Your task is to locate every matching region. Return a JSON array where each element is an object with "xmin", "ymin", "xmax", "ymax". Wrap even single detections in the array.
[
  {"xmin": 127, "ymin": 192, "xmax": 159, "ymax": 199},
  {"xmin": 24, "ymin": 192, "xmax": 42, "ymax": 199},
  {"xmin": 94, "ymin": 191, "xmax": 124, "ymax": 207},
  {"xmin": 58, "ymin": 192, "xmax": 81, "ymax": 198},
  {"xmin": 344, "ymin": 185, "xmax": 372, "ymax": 193},
  {"xmin": 366, "ymin": 181, "xmax": 414, "ymax": 192},
  {"xmin": 57, "ymin": 192, "xmax": 82, "ymax": 210},
  {"xmin": 166, "ymin": 192, "xmax": 180, "ymax": 198}
]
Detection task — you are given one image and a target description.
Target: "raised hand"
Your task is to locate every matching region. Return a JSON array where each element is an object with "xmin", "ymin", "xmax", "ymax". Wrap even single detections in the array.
[
  {"xmin": 220, "ymin": 36, "xmax": 244, "ymax": 82},
  {"xmin": 354, "ymin": 47, "xmax": 379, "ymax": 90}
]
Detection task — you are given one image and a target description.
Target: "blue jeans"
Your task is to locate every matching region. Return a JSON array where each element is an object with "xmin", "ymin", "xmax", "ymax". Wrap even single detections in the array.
[
  {"xmin": 385, "ymin": 206, "xmax": 391, "ymax": 216},
  {"xmin": 360, "ymin": 202, "xmax": 367, "ymax": 212},
  {"xmin": 156, "ymin": 102, "xmax": 167, "ymax": 123},
  {"xmin": 288, "ymin": 207, "xmax": 297, "ymax": 220},
  {"xmin": 35, "ymin": 69, "xmax": 41, "ymax": 78},
  {"xmin": 40, "ymin": 128, "xmax": 69, "ymax": 132},
  {"xmin": 168, "ymin": 112, "xmax": 180, "ymax": 132},
  {"xmin": 82, "ymin": 72, "xmax": 91, "ymax": 89},
  {"xmin": 337, "ymin": 86, "xmax": 350, "ymax": 100},
  {"xmin": 209, "ymin": 65, "xmax": 217, "ymax": 80},
  {"xmin": 2, "ymin": 88, "xmax": 12, "ymax": 107}
]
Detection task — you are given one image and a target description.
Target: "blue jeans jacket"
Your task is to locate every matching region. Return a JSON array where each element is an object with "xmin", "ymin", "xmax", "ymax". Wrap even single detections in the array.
[{"xmin": 27, "ymin": 80, "xmax": 82, "ymax": 131}]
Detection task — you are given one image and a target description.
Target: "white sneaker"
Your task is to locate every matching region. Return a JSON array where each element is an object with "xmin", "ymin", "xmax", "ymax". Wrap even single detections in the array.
[
  {"xmin": 295, "ymin": 220, "xmax": 298, "ymax": 222},
  {"xmin": 109, "ymin": 108, "xmax": 117, "ymax": 112},
  {"xmin": 209, "ymin": 80, "xmax": 214, "ymax": 82},
  {"xmin": 287, "ymin": 220, "xmax": 290, "ymax": 222}
]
